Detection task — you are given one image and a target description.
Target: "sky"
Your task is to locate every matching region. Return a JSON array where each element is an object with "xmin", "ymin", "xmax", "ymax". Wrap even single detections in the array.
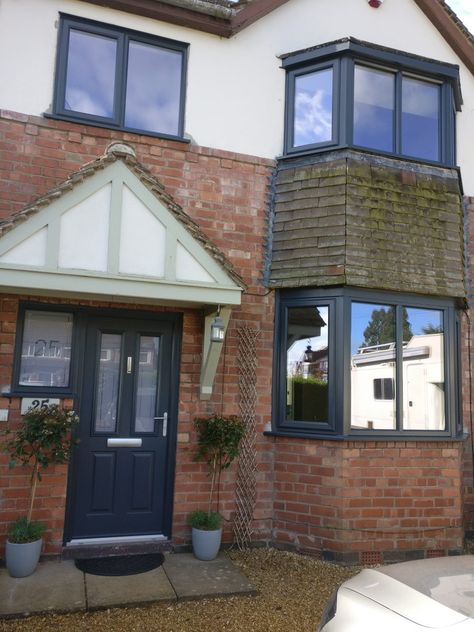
[{"xmin": 446, "ymin": 0, "xmax": 474, "ymax": 34}]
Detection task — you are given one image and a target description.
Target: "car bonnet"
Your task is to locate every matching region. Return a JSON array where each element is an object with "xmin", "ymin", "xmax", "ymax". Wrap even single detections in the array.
[{"xmin": 342, "ymin": 566, "xmax": 471, "ymax": 628}]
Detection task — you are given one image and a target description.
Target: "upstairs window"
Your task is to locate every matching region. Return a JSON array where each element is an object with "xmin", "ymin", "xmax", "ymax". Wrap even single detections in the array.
[
  {"xmin": 283, "ymin": 39, "xmax": 460, "ymax": 166},
  {"xmin": 53, "ymin": 15, "xmax": 188, "ymax": 139}
]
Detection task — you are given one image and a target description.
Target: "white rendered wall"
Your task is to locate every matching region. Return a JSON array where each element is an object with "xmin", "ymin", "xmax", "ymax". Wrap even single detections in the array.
[{"xmin": 1, "ymin": 0, "xmax": 474, "ymax": 192}]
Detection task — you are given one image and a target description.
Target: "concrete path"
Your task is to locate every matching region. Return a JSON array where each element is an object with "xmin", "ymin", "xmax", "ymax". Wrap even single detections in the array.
[{"xmin": 0, "ymin": 553, "xmax": 257, "ymax": 618}]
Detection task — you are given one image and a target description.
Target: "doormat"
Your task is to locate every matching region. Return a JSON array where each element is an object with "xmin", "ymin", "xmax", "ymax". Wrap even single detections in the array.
[{"xmin": 75, "ymin": 553, "xmax": 164, "ymax": 576}]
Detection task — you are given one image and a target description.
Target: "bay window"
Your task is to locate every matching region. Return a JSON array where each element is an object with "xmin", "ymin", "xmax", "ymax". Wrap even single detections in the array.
[
  {"xmin": 273, "ymin": 288, "xmax": 460, "ymax": 439},
  {"xmin": 283, "ymin": 38, "xmax": 460, "ymax": 165}
]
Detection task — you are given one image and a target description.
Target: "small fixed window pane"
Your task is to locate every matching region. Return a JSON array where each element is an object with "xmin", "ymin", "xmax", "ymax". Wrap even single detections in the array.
[
  {"xmin": 353, "ymin": 66, "xmax": 395, "ymax": 153},
  {"xmin": 95, "ymin": 333, "xmax": 122, "ymax": 433},
  {"xmin": 135, "ymin": 336, "xmax": 160, "ymax": 433},
  {"xmin": 351, "ymin": 303, "xmax": 396, "ymax": 430},
  {"xmin": 64, "ymin": 29, "xmax": 117, "ymax": 118},
  {"xmin": 402, "ymin": 77, "xmax": 440, "ymax": 161},
  {"xmin": 293, "ymin": 68, "xmax": 333, "ymax": 147},
  {"xmin": 125, "ymin": 41, "xmax": 182, "ymax": 136},
  {"xmin": 373, "ymin": 378, "xmax": 394, "ymax": 400},
  {"xmin": 286, "ymin": 306, "xmax": 329, "ymax": 422},
  {"xmin": 19, "ymin": 310, "xmax": 73, "ymax": 387},
  {"xmin": 403, "ymin": 308, "xmax": 445, "ymax": 430}
]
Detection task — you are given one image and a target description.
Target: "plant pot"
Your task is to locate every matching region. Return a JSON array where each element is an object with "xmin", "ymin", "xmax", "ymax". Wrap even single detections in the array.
[
  {"xmin": 191, "ymin": 527, "xmax": 222, "ymax": 561},
  {"xmin": 5, "ymin": 538, "xmax": 43, "ymax": 578}
]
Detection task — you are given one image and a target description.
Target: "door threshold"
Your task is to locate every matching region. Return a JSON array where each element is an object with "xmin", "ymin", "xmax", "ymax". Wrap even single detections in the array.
[
  {"xmin": 67, "ymin": 534, "xmax": 168, "ymax": 546},
  {"xmin": 63, "ymin": 535, "xmax": 171, "ymax": 560}
]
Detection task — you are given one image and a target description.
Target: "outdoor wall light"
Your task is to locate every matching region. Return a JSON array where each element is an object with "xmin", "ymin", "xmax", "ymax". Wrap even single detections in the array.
[{"xmin": 210, "ymin": 308, "xmax": 225, "ymax": 343}]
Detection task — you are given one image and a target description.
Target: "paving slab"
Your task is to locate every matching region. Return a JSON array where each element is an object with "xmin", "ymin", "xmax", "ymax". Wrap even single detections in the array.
[
  {"xmin": 0, "ymin": 559, "xmax": 85, "ymax": 617},
  {"xmin": 163, "ymin": 552, "xmax": 257, "ymax": 600},
  {"xmin": 85, "ymin": 565, "xmax": 176, "ymax": 609}
]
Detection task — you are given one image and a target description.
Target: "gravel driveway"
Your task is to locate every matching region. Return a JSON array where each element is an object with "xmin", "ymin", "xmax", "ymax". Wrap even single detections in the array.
[{"xmin": 0, "ymin": 549, "xmax": 360, "ymax": 632}]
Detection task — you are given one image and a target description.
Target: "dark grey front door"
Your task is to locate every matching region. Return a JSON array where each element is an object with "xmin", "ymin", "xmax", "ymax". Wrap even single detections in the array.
[{"xmin": 69, "ymin": 315, "xmax": 178, "ymax": 540}]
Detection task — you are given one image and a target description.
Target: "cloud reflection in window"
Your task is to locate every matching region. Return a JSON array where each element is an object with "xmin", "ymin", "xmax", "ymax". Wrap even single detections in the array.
[
  {"xmin": 293, "ymin": 68, "xmax": 333, "ymax": 147},
  {"xmin": 125, "ymin": 41, "xmax": 182, "ymax": 136},
  {"xmin": 65, "ymin": 30, "xmax": 117, "ymax": 118}
]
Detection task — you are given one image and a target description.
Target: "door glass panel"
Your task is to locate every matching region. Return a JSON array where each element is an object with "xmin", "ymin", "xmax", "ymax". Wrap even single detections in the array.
[
  {"xmin": 135, "ymin": 336, "xmax": 160, "ymax": 433},
  {"xmin": 351, "ymin": 303, "xmax": 396, "ymax": 430},
  {"xmin": 286, "ymin": 306, "xmax": 329, "ymax": 422},
  {"xmin": 19, "ymin": 310, "xmax": 73, "ymax": 387},
  {"xmin": 403, "ymin": 308, "xmax": 445, "ymax": 430},
  {"xmin": 94, "ymin": 333, "xmax": 122, "ymax": 433}
]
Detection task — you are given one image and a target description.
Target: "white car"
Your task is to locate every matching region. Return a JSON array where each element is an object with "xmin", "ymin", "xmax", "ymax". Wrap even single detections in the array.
[{"xmin": 318, "ymin": 555, "xmax": 474, "ymax": 631}]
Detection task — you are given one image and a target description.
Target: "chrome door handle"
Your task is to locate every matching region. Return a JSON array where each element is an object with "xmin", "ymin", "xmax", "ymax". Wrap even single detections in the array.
[{"xmin": 153, "ymin": 412, "xmax": 168, "ymax": 437}]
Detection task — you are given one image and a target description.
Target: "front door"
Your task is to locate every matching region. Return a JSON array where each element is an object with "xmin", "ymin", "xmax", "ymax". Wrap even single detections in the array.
[{"xmin": 69, "ymin": 314, "xmax": 179, "ymax": 541}]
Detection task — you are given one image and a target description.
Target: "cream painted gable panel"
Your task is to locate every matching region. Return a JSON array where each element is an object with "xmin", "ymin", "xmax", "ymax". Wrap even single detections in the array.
[
  {"xmin": 58, "ymin": 185, "xmax": 111, "ymax": 272},
  {"xmin": 176, "ymin": 241, "xmax": 215, "ymax": 283},
  {"xmin": 0, "ymin": 155, "xmax": 243, "ymax": 305},
  {"xmin": 119, "ymin": 185, "xmax": 166, "ymax": 277},
  {"xmin": 0, "ymin": 227, "xmax": 47, "ymax": 266}
]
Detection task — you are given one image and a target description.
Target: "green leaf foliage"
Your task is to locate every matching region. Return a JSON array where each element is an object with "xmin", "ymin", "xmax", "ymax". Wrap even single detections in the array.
[
  {"xmin": 8, "ymin": 517, "xmax": 45, "ymax": 544},
  {"xmin": 4, "ymin": 404, "xmax": 79, "ymax": 475},
  {"xmin": 3, "ymin": 404, "xmax": 79, "ymax": 528},
  {"xmin": 190, "ymin": 414, "xmax": 246, "ymax": 521},
  {"xmin": 187, "ymin": 510, "xmax": 222, "ymax": 530},
  {"xmin": 194, "ymin": 414, "xmax": 245, "ymax": 472}
]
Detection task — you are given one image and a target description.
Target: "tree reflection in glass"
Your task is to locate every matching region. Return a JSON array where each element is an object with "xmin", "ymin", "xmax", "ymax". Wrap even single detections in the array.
[{"xmin": 351, "ymin": 303, "xmax": 397, "ymax": 430}]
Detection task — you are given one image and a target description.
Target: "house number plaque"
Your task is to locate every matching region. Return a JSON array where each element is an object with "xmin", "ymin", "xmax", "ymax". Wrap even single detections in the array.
[{"xmin": 21, "ymin": 398, "xmax": 60, "ymax": 415}]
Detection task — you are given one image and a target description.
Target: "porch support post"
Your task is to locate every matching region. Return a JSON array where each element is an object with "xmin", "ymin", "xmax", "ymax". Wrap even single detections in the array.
[{"xmin": 200, "ymin": 306, "xmax": 232, "ymax": 400}]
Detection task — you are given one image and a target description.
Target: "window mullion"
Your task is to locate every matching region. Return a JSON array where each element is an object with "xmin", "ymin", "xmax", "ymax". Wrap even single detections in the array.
[
  {"xmin": 395, "ymin": 304, "xmax": 404, "ymax": 431},
  {"xmin": 394, "ymin": 71, "xmax": 402, "ymax": 155},
  {"xmin": 115, "ymin": 33, "xmax": 128, "ymax": 128}
]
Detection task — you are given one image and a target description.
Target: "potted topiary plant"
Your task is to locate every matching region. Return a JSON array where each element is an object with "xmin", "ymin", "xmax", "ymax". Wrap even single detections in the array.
[
  {"xmin": 3, "ymin": 404, "xmax": 78, "ymax": 577},
  {"xmin": 188, "ymin": 414, "xmax": 245, "ymax": 561}
]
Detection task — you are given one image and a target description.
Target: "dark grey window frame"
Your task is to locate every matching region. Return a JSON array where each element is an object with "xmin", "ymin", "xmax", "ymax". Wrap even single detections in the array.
[
  {"xmin": 284, "ymin": 58, "xmax": 340, "ymax": 152},
  {"xmin": 282, "ymin": 39, "xmax": 460, "ymax": 166},
  {"xmin": 51, "ymin": 14, "xmax": 189, "ymax": 141},
  {"xmin": 11, "ymin": 304, "xmax": 79, "ymax": 398},
  {"xmin": 271, "ymin": 287, "xmax": 461, "ymax": 440}
]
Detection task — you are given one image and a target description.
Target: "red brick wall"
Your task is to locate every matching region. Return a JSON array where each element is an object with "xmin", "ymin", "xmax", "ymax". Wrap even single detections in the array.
[
  {"xmin": 272, "ymin": 438, "xmax": 464, "ymax": 563},
  {"xmin": 463, "ymin": 196, "xmax": 474, "ymax": 534},
  {"xmin": 0, "ymin": 110, "xmax": 276, "ymax": 556},
  {"xmin": 0, "ymin": 110, "xmax": 471, "ymax": 562}
]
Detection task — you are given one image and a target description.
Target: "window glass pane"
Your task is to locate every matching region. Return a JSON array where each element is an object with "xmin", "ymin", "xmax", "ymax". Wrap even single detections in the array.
[
  {"xmin": 351, "ymin": 303, "xmax": 396, "ymax": 430},
  {"xmin": 286, "ymin": 306, "xmax": 329, "ymax": 422},
  {"xmin": 402, "ymin": 77, "xmax": 440, "ymax": 161},
  {"xmin": 403, "ymin": 308, "xmax": 445, "ymax": 430},
  {"xmin": 353, "ymin": 66, "xmax": 395, "ymax": 152},
  {"xmin": 95, "ymin": 333, "xmax": 122, "ymax": 433},
  {"xmin": 293, "ymin": 68, "xmax": 333, "ymax": 147},
  {"xmin": 19, "ymin": 311, "xmax": 73, "ymax": 387},
  {"xmin": 135, "ymin": 336, "xmax": 160, "ymax": 433},
  {"xmin": 65, "ymin": 29, "xmax": 117, "ymax": 118},
  {"xmin": 125, "ymin": 41, "xmax": 182, "ymax": 136}
]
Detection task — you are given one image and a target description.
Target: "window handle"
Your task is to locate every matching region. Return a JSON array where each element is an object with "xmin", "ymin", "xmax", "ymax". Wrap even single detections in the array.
[{"xmin": 126, "ymin": 356, "xmax": 132, "ymax": 374}]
